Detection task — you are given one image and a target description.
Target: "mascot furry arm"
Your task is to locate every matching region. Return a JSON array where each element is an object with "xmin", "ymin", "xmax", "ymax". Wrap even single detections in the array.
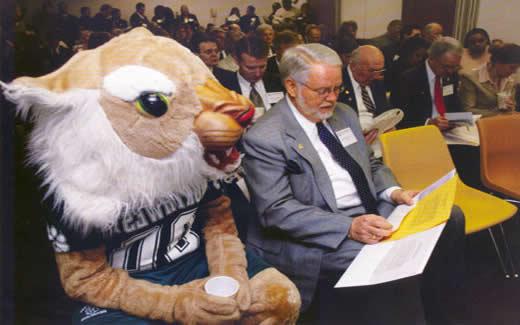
[{"xmin": 3, "ymin": 28, "xmax": 300, "ymax": 324}]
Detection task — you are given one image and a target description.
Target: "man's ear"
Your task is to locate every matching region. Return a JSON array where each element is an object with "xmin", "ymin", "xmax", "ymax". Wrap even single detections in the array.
[{"xmin": 285, "ymin": 78, "xmax": 297, "ymax": 98}]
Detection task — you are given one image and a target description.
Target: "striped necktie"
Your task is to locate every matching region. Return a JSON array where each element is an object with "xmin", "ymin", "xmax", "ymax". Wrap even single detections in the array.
[
  {"xmin": 249, "ymin": 83, "xmax": 265, "ymax": 108},
  {"xmin": 316, "ymin": 122, "xmax": 379, "ymax": 214},
  {"xmin": 361, "ymin": 86, "xmax": 376, "ymax": 113}
]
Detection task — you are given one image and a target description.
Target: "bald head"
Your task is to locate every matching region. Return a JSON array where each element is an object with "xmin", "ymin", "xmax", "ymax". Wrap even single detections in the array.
[
  {"xmin": 350, "ymin": 45, "xmax": 385, "ymax": 86},
  {"xmin": 423, "ymin": 23, "xmax": 443, "ymax": 43}
]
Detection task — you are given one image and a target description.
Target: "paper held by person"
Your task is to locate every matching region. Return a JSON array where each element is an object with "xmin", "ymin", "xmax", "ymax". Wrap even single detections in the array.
[{"xmin": 335, "ymin": 170, "xmax": 457, "ymax": 288}]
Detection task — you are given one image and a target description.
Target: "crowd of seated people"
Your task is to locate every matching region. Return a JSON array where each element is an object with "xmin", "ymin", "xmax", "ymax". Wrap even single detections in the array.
[{"xmin": 8, "ymin": 1, "xmax": 520, "ymax": 324}]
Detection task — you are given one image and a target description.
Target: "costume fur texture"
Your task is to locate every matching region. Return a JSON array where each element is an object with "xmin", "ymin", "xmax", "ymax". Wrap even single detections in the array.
[{"xmin": 4, "ymin": 28, "xmax": 300, "ymax": 324}]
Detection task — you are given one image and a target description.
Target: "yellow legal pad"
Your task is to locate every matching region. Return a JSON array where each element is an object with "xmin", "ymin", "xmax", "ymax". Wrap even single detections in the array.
[{"xmin": 385, "ymin": 176, "xmax": 457, "ymax": 241}]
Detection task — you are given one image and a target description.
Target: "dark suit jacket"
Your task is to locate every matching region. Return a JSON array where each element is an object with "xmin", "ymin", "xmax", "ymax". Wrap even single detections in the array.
[
  {"xmin": 264, "ymin": 56, "xmax": 285, "ymax": 92},
  {"xmin": 337, "ymin": 66, "xmax": 391, "ymax": 116},
  {"xmin": 129, "ymin": 13, "xmax": 150, "ymax": 28},
  {"xmin": 242, "ymin": 99, "xmax": 398, "ymax": 308},
  {"xmin": 215, "ymin": 69, "xmax": 284, "ymax": 96},
  {"xmin": 395, "ymin": 63, "xmax": 462, "ymax": 129}
]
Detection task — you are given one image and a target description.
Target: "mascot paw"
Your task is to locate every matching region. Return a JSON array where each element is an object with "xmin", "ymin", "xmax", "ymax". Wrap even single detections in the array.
[
  {"xmin": 242, "ymin": 268, "xmax": 301, "ymax": 325},
  {"xmin": 174, "ymin": 278, "xmax": 240, "ymax": 325}
]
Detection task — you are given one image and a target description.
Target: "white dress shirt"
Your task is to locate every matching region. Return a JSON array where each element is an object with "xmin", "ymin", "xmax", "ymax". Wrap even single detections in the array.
[
  {"xmin": 425, "ymin": 60, "xmax": 441, "ymax": 118},
  {"xmin": 287, "ymin": 96, "xmax": 397, "ymax": 209},
  {"xmin": 238, "ymin": 73, "xmax": 271, "ymax": 119},
  {"xmin": 347, "ymin": 66, "xmax": 375, "ymax": 130}
]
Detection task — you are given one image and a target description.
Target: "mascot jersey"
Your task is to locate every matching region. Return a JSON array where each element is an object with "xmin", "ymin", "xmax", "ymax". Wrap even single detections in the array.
[
  {"xmin": 46, "ymin": 182, "xmax": 224, "ymax": 272},
  {"xmin": 1, "ymin": 28, "xmax": 301, "ymax": 325}
]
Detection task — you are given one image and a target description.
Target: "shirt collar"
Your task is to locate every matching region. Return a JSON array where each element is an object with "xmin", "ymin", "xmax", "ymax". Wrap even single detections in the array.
[
  {"xmin": 425, "ymin": 60, "xmax": 436, "ymax": 82},
  {"xmin": 286, "ymin": 94, "xmax": 320, "ymax": 136},
  {"xmin": 347, "ymin": 65, "xmax": 362, "ymax": 90},
  {"xmin": 237, "ymin": 72, "xmax": 252, "ymax": 90}
]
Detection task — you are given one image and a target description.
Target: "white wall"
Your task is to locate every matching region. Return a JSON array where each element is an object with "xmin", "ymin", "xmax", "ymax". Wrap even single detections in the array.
[
  {"xmin": 340, "ymin": 0, "xmax": 402, "ymax": 38},
  {"xmin": 19, "ymin": 0, "xmax": 286, "ymax": 28},
  {"xmin": 477, "ymin": 0, "xmax": 520, "ymax": 44}
]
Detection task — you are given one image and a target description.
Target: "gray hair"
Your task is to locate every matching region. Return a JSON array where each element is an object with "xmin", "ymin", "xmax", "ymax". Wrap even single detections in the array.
[
  {"xmin": 279, "ymin": 43, "xmax": 342, "ymax": 83},
  {"xmin": 256, "ymin": 24, "xmax": 274, "ymax": 34},
  {"xmin": 428, "ymin": 36, "xmax": 463, "ymax": 59}
]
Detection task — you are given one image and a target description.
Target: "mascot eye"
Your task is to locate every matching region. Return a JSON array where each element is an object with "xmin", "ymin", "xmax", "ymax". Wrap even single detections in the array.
[{"xmin": 135, "ymin": 92, "xmax": 169, "ymax": 117}]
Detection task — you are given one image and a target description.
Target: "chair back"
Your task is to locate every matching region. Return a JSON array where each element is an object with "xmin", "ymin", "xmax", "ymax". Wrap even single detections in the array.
[
  {"xmin": 477, "ymin": 113, "xmax": 520, "ymax": 198},
  {"xmin": 379, "ymin": 125, "xmax": 454, "ymax": 191}
]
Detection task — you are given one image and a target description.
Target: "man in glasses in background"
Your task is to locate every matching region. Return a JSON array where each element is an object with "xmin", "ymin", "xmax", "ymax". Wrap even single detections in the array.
[
  {"xmin": 338, "ymin": 45, "xmax": 392, "ymax": 145},
  {"xmin": 396, "ymin": 36, "xmax": 463, "ymax": 130},
  {"xmin": 241, "ymin": 43, "xmax": 466, "ymax": 324}
]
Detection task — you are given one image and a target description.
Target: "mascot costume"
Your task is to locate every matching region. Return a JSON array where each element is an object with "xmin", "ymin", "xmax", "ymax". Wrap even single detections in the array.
[{"xmin": 2, "ymin": 28, "xmax": 300, "ymax": 324}]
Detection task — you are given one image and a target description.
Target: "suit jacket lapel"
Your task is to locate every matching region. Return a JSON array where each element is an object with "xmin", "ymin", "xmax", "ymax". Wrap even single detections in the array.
[
  {"xmin": 232, "ymin": 73, "xmax": 243, "ymax": 95},
  {"xmin": 280, "ymin": 99, "xmax": 338, "ymax": 211},
  {"xmin": 419, "ymin": 64, "xmax": 433, "ymax": 119},
  {"xmin": 339, "ymin": 67, "xmax": 358, "ymax": 112},
  {"xmin": 326, "ymin": 112, "xmax": 365, "ymax": 171}
]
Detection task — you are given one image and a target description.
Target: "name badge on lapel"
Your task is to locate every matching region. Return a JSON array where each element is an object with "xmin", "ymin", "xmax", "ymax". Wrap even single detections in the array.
[
  {"xmin": 266, "ymin": 91, "xmax": 284, "ymax": 104},
  {"xmin": 442, "ymin": 84, "xmax": 454, "ymax": 96},
  {"xmin": 336, "ymin": 127, "xmax": 358, "ymax": 147}
]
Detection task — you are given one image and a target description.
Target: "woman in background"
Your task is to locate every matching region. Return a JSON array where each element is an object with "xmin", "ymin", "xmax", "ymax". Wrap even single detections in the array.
[
  {"xmin": 459, "ymin": 43, "xmax": 520, "ymax": 117},
  {"xmin": 225, "ymin": 7, "xmax": 241, "ymax": 26},
  {"xmin": 461, "ymin": 28, "xmax": 491, "ymax": 72}
]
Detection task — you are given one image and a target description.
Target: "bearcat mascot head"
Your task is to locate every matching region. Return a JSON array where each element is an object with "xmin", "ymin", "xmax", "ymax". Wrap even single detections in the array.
[{"xmin": 3, "ymin": 28, "xmax": 300, "ymax": 324}]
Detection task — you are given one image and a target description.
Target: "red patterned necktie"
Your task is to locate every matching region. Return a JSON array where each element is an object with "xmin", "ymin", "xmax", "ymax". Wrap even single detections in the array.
[{"xmin": 434, "ymin": 76, "xmax": 446, "ymax": 116}]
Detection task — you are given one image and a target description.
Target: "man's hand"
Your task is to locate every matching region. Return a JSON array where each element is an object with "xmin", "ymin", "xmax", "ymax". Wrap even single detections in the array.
[
  {"xmin": 363, "ymin": 129, "xmax": 378, "ymax": 144},
  {"xmin": 390, "ymin": 189, "xmax": 419, "ymax": 205},
  {"xmin": 504, "ymin": 97, "xmax": 515, "ymax": 111},
  {"xmin": 428, "ymin": 116, "xmax": 452, "ymax": 131},
  {"xmin": 348, "ymin": 214, "xmax": 393, "ymax": 244}
]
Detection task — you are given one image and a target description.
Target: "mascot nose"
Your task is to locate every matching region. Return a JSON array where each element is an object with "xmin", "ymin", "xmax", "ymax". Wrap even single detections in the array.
[{"xmin": 215, "ymin": 102, "xmax": 255, "ymax": 128}]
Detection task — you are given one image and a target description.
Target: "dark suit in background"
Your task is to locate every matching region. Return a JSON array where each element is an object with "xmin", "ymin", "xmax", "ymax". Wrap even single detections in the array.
[
  {"xmin": 396, "ymin": 63, "xmax": 462, "ymax": 129},
  {"xmin": 396, "ymin": 62, "xmax": 482, "ymax": 189},
  {"xmin": 338, "ymin": 66, "xmax": 392, "ymax": 116},
  {"xmin": 215, "ymin": 68, "xmax": 284, "ymax": 96},
  {"xmin": 263, "ymin": 56, "xmax": 285, "ymax": 92}
]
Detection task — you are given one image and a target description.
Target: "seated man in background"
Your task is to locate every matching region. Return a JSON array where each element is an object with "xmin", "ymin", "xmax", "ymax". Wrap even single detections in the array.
[
  {"xmin": 397, "ymin": 36, "xmax": 482, "ymax": 189},
  {"xmin": 304, "ymin": 24, "xmax": 323, "ymax": 44},
  {"xmin": 216, "ymin": 35, "xmax": 281, "ymax": 120},
  {"xmin": 396, "ymin": 37, "xmax": 462, "ymax": 129},
  {"xmin": 242, "ymin": 43, "xmax": 466, "ymax": 324},
  {"xmin": 192, "ymin": 34, "xmax": 230, "ymax": 80},
  {"xmin": 422, "ymin": 22, "xmax": 444, "ymax": 44},
  {"xmin": 369, "ymin": 19, "xmax": 402, "ymax": 71},
  {"xmin": 264, "ymin": 30, "xmax": 303, "ymax": 93},
  {"xmin": 337, "ymin": 45, "xmax": 392, "ymax": 147}
]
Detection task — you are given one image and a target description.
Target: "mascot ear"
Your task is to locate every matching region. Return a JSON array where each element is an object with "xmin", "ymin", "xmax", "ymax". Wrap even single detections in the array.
[{"xmin": 1, "ymin": 81, "xmax": 75, "ymax": 121}]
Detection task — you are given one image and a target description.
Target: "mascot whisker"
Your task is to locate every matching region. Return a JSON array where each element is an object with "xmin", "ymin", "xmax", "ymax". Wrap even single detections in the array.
[{"xmin": 3, "ymin": 28, "xmax": 300, "ymax": 325}]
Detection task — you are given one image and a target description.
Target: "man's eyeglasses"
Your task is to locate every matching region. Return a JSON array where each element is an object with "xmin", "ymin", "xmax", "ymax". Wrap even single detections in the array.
[
  {"xmin": 367, "ymin": 67, "xmax": 386, "ymax": 75},
  {"xmin": 296, "ymin": 81, "xmax": 342, "ymax": 98},
  {"xmin": 440, "ymin": 63, "xmax": 461, "ymax": 72}
]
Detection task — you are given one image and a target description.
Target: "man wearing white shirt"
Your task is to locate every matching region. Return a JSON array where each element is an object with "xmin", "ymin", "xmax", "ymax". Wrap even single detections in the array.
[
  {"xmin": 242, "ymin": 43, "xmax": 466, "ymax": 324},
  {"xmin": 216, "ymin": 35, "xmax": 285, "ymax": 120},
  {"xmin": 397, "ymin": 37, "xmax": 463, "ymax": 129},
  {"xmin": 338, "ymin": 45, "xmax": 392, "ymax": 145}
]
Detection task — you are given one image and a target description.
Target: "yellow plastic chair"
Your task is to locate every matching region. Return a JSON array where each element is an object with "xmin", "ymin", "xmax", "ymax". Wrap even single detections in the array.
[
  {"xmin": 477, "ymin": 113, "xmax": 520, "ymax": 201},
  {"xmin": 380, "ymin": 125, "xmax": 518, "ymax": 277}
]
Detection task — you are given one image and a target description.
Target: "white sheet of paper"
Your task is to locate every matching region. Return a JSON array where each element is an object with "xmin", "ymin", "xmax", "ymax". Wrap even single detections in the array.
[
  {"xmin": 445, "ymin": 112, "xmax": 473, "ymax": 124},
  {"xmin": 335, "ymin": 224, "xmax": 445, "ymax": 287},
  {"xmin": 334, "ymin": 170, "xmax": 456, "ymax": 288}
]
